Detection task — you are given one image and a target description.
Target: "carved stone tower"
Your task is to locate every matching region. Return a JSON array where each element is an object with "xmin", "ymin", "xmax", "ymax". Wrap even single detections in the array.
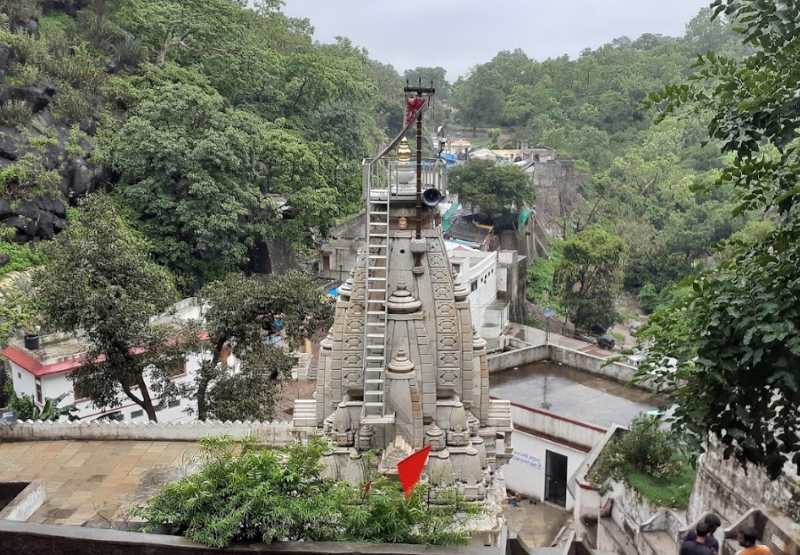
[{"xmin": 294, "ymin": 89, "xmax": 512, "ymax": 512}]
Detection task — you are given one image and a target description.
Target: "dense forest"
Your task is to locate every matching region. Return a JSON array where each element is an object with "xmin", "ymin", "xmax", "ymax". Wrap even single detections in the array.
[
  {"xmin": 445, "ymin": 9, "xmax": 757, "ymax": 320},
  {"xmin": 0, "ymin": 0, "xmax": 411, "ymax": 291},
  {"xmin": 0, "ymin": 0, "xmax": 758, "ymax": 313}
]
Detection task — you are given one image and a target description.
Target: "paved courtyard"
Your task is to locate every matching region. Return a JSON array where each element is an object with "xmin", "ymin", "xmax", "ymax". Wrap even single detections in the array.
[
  {"xmin": 504, "ymin": 500, "xmax": 570, "ymax": 547},
  {"xmin": 491, "ymin": 360, "xmax": 662, "ymax": 427},
  {"xmin": 0, "ymin": 440, "xmax": 204, "ymax": 526}
]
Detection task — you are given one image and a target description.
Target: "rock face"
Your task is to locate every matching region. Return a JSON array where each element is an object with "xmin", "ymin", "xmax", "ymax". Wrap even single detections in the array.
[{"xmin": 0, "ymin": 38, "xmax": 105, "ymax": 242}]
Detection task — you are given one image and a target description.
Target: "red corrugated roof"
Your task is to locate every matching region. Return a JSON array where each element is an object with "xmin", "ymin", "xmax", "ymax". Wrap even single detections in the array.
[
  {"xmin": 2, "ymin": 345, "xmax": 85, "ymax": 377},
  {"xmin": 2, "ymin": 330, "xmax": 210, "ymax": 379}
]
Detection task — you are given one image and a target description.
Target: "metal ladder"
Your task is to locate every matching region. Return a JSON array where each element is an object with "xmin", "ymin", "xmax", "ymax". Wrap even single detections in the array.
[{"xmin": 362, "ymin": 172, "xmax": 391, "ymax": 421}]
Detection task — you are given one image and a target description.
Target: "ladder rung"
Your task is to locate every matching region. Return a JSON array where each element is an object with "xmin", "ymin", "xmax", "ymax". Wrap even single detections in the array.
[
  {"xmin": 367, "ymin": 288, "xmax": 386, "ymax": 293},
  {"xmin": 367, "ymin": 333, "xmax": 385, "ymax": 338},
  {"xmin": 365, "ymin": 379, "xmax": 384, "ymax": 384},
  {"xmin": 364, "ymin": 402, "xmax": 384, "ymax": 407},
  {"xmin": 366, "ymin": 322, "xmax": 384, "ymax": 327},
  {"xmin": 369, "ymin": 221, "xmax": 388, "ymax": 225},
  {"xmin": 366, "ymin": 345, "xmax": 384, "ymax": 350},
  {"xmin": 366, "ymin": 356, "xmax": 384, "ymax": 361},
  {"xmin": 364, "ymin": 391, "xmax": 383, "ymax": 396},
  {"xmin": 371, "ymin": 211, "xmax": 388, "ymax": 216},
  {"xmin": 367, "ymin": 277, "xmax": 386, "ymax": 281},
  {"xmin": 367, "ymin": 311, "xmax": 385, "ymax": 315},
  {"xmin": 368, "ymin": 255, "xmax": 386, "ymax": 259}
]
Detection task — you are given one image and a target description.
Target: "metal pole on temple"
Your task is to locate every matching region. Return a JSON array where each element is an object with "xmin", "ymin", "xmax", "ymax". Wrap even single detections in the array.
[{"xmin": 415, "ymin": 100, "xmax": 423, "ymax": 239}]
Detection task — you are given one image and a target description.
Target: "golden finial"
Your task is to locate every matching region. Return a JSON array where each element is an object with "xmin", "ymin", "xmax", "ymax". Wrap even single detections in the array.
[{"xmin": 397, "ymin": 137, "xmax": 411, "ymax": 162}]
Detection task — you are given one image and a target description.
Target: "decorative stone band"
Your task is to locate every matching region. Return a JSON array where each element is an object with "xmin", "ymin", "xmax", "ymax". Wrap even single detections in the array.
[{"xmin": 0, "ymin": 420, "xmax": 307, "ymax": 445}]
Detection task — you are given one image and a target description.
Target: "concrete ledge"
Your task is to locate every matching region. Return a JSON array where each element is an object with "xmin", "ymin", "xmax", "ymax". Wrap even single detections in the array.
[
  {"xmin": 0, "ymin": 520, "xmax": 496, "ymax": 555},
  {"xmin": 0, "ymin": 420, "xmax": 304, "ymax": 444},
  {"xmin": 487, "ymin": 343, "xmax": 652, "ymax": 392},
  {"xmin": 0, "ymin": 480, "xmax": 46, "ymax": 521}
]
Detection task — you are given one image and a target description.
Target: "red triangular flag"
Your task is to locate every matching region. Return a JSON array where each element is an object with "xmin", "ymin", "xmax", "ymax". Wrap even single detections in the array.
[{"xmin": 397, "ymin": 445, "xmax": 431, "ymax": 497}]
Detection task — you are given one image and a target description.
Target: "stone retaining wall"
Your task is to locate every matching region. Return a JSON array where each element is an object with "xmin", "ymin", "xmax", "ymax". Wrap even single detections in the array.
[
  {"xmin": 0, "ymin": 521, "xmax": 497, "ymax": 555},
  {"xmin": 487, "ymin": 343, "xmax": 650, "ymax": 391},
  {"xmin": 0, "ymin": 420, "xmax": 304, "ymax": 444}
]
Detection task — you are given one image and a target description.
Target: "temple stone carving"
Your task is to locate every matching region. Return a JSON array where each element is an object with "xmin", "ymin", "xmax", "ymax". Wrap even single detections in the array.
[{"xmin": 293, "ymin": 91, "xmax": 512, "ymax": 521}]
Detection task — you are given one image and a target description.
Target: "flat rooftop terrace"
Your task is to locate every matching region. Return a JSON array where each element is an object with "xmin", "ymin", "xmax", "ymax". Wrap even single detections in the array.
[
  {"xmin": 0, "ymin": 441, "xmax": 203, "ymax": 526},
  {"xmin": 490, "ymin": 360, "xmax": 663, "ymax": 428}
]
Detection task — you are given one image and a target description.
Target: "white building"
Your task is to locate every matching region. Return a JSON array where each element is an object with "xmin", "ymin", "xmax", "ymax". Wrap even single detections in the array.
[
  {"xmin": 2, "ymin": 298, "xmax": 216, "ymax": 423},
  {"xmin": 446, "ymin": 241, "xmax": 509, "ymax": 349}
]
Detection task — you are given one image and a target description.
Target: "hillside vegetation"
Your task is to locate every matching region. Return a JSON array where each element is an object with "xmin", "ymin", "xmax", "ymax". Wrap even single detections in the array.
[{"xmin": 0, "ymin": 0, "xmax": 406, "ymax": 291}]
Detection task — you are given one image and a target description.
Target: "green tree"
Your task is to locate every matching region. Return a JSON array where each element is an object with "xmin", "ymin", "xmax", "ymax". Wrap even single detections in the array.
[
  {"xmin": 192, "ymin": 271, "xmax": 333, "ymax": 421},
  {"xmin": 448, "ymin": 160, "xmax": 533, "ymax": 221},
  {"xmin": 554, "ymin": 226, "xmax": 626, "ymax": 330},
  {"xmin": 33, "ymin": 195, "xmax": 185, "ymax": 422},
  {"xmin": 641, "ymin": 0, "xmax": 800, "ymax": 477},
  {"xmin": 98, "ymin": 67, "xmax": 337, "ymax": 290}
]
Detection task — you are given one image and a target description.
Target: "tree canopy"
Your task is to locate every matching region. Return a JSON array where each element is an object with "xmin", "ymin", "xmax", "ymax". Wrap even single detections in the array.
[
  {"xmin": 554, "ymin": 226, "xmax": 626, "ymax": 330},
  {"xmin": 448, "ymin": 160, "xmax": 533, "ymax": 221},
  {"xmin": 33, "ymin": 195, "xmax": 184, "ymax": 421},
  {"xmin": 640, "ymin": 0, "xmax": 800, "ymax": 478}
]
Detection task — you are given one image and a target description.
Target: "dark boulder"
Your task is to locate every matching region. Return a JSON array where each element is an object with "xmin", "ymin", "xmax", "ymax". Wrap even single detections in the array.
[
  {"xmin": 0, "ymin": 253, "xmax": 9, "ymax": 268},
  {"xmin": 0, "ymin": 199, "xmax": 11, "ymax": 219},
  {"xmin": 0, "ymin": 44, "xmax": 16, "ymax": 73},
  {"xmin": 0, "ymin": 85, "xmax": 56, "ymax": 113},
  {"xmin": 0, "ymin": 127, "xmax": 21, "ymax": 161},
  {"xmin": 35, "ymin": 197, "xmax": 66, "ymax": 218}
]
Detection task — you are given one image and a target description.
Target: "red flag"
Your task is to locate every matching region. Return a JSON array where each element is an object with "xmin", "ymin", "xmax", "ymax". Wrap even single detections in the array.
[
  {"xmin": 397, "ymin": 445, "xmax": 431, "ymax": 497},
  {"xmin": 404, "ymin": 96, "xmax": 426, "ymax": 127}
]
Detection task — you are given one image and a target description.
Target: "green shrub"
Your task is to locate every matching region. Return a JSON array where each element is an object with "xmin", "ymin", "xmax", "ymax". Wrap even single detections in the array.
[
  {"xmin": 589, "ymin": 414, "xmax": 696, "ymax": 508},
  {"xmin": 51, "ymin": 84, "xmax": 93, "ymax": 122},
  {"xmin": 0, "ymin": 100, "xmax": 33, "ymax": 127},
  {"xmin": 137, "ymin": 438, "xmax": 478, "ymax": 548},
  {"xmin": 0, "ymin": 239, "xmax": 45, "ymax": 276}
]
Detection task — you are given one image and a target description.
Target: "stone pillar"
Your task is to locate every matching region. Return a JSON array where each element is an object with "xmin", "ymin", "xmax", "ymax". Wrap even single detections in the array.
[
  {"xmin": 472, "ymin": 328, "xmax": 490, "ymax": 425},
  {"xmin": 385, "ymin": 349, "xmax": 424, "ymax": 449},
  {"xmin": 316, "ymin": 335, "xmax": 333, "ymax": 424},
  {"xmin": 454, "ymin": 275, "xmax": 473, "ymax": 409}
]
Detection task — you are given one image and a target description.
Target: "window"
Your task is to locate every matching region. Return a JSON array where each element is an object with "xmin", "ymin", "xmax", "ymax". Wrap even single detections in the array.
[
  {"xmin": 73, "ymin": 380, "xmax": 92, "ymax": 401},
  {"xmin": 470, "ymin": 281, "xmax": 478, "ymax": 292},
  {"xmin": 130, "ymin": 410, "xmax": 144, "ymax": 420},
  {"xmin": 322, "ymin": 254, "xmax": 331, "ymax": 272},
  {"xmin": 35, "ymin": 379, "xmax": 42, "ymax": 404},
  {"xmin": 168, "ymin": 399, "xmax": 180, "ymax": 408},
  {"xmin": 100, "ymin": 411, "xmax": 124, "ymax": 422},
  {"xmin": 166, "ymin": 358, "xmax": 186, "ymax": 377}
]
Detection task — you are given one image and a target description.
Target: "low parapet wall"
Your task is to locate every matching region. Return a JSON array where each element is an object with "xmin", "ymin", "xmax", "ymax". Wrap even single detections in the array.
[
  {"xmin": 0, "ymin": 520, "xmax": 498, "ymax": 555},
  {"xmin": 0, "ymin": 420, "xmax": 304, "ymax": 444},
  {"xmin": 487, "ymin": 343, "xmax": 649, "ymax": 391}
]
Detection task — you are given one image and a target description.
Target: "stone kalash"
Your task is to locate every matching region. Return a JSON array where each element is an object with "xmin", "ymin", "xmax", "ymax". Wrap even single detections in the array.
[{"xmin": 293, "ymin": 88, "xmax": 513, "ymax": 544}]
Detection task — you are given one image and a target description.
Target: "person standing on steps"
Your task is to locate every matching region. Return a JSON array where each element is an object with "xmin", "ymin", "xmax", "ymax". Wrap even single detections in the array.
[
  {"xmin": 735, "ymin": 527, "xmax": 773, "ymax": 555},
  {"xmin": 685, "ymin": 514, "xmax": 722, "ymax": 553},
  {"xmin": 680, "ymin": 521, "xmax": 715, "ymax": 555}
]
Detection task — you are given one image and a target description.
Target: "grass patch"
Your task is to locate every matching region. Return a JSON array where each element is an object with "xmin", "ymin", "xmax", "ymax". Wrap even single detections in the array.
[
  {"xmin": 526, "ymin": 241, "xmax": 564, "ymax": 314},
  {"xmin": 0, "ymin": 240, "xmax": 45, "ymax": 277},
  {"xmin": 626, "ymin": 459, "xmax": 695, "ymax": 508}
]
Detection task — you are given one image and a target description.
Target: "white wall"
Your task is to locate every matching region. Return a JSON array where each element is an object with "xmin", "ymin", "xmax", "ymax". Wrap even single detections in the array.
[
  {"xmin": 505, "ymin": 430, "xmax": 585, "ymax": 510},
  {"xmin": 6, "ymin": 352, "xmax": 214, "ymax": 423},
  {"xmin": 9, "ymin": 363, "xmax": 35, "ymax": 402}
]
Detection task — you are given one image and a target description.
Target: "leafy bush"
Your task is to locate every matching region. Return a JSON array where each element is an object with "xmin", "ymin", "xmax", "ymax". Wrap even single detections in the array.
[
  {"xmin": 0, "ymin": 99, "xmax": 33, "ymax": 127},
  {"xmin": 0, "ymin": 239, "xmax": 45, "ymax": 276},
  {"xmin": 589, "ymin": 415, "xmax": 695, "ymax": 507},
  {"xmin": 137, "ymin": 438, "xmax": 478, "ymax": 547},
  {"xmin": 9, "ymin": 393, "xmax": 78, "ymax": 421},
  {"xmin": 50, "ymin": 84, "xmax": 94, "ymax": 122}
]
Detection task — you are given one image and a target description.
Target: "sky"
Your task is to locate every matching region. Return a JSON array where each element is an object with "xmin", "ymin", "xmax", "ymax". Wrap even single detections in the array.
[{"xmin": 280, "ymin": 0, "xmax": 710, "ymax": 79}]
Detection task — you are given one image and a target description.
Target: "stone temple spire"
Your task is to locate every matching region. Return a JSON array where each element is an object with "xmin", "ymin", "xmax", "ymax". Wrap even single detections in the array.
[{"xmin": 293, "ymin": 87, "xmax": 512, "ymax": 513}]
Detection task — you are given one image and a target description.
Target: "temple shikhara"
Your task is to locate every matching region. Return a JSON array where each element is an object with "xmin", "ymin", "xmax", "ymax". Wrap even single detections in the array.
[{"xmin": 292, "ymin": 86, "xmax": 513, "ymax": 513}]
